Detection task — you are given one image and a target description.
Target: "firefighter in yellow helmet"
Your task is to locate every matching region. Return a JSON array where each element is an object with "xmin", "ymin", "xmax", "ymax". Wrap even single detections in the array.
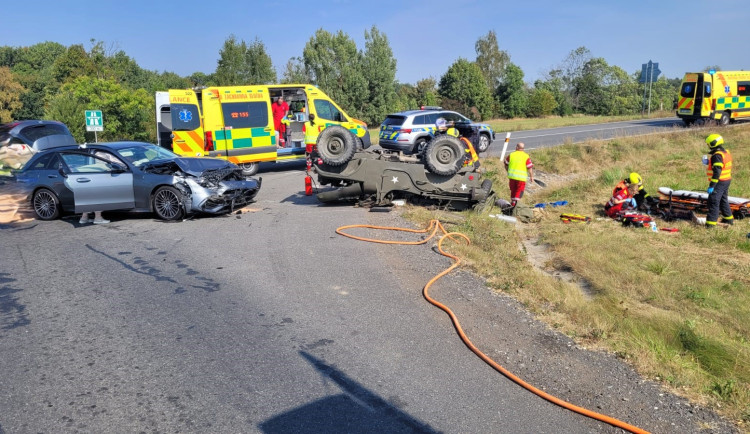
[
  {"xmin": 611, "ymin": 172, "xmax": 652, "ymax": 210},
  {"xmin": 704, "ymin": 134, "xmax": 733, "ymax": 227}
]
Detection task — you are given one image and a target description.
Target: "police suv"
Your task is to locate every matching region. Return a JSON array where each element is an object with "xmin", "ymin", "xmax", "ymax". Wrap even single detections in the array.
[{"xmin": 378, "ymin": 107, "xmax": 495, "ymax": 155}]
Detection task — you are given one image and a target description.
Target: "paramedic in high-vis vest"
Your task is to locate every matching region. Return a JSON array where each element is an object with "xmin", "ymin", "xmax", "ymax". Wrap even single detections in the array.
[
  {"xmin": 504, "ymin": 142, "xmax": 534, "ymax": 207},
  {"xmin": 704, "ymin": 134, "xmax": 734, "ymax": 227}
]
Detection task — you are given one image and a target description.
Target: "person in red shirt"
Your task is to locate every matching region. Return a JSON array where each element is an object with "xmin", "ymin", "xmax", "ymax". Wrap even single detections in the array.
[
  {"xmin": 272, "ymin": 97, "xmax": 289, "ymax": 147},
  {"xmin": 604, "ymin": 182, "xmax": 637, "ymax": 218}
]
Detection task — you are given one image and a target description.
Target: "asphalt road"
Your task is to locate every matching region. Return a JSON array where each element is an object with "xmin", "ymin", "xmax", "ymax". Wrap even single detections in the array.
[
  {"xmin": 0, "ymin": 120, "xmax": 736, "ymax": 433},
  {"xmin": 486, "ymin": 117, "xmax": 685, "ymax": 156}
]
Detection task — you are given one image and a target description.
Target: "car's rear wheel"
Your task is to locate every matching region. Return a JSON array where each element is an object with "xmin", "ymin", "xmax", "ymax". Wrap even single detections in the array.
[
  {"xmin": 153, "ymin": 186, "xmax": 184, "ymax": 221},
  {"xmin": 32, "ymin": 188, "xmax": 61, "ymax": 220},
  {"xmin": 316, "ymin": 126, "xmax": 356, "ymax": 166},
  {"xmin": 240, "ymin": 162, "xmax": 259, "ymax": 176},
  {"xmin": 719, "ymin": 111, "xmax": 731, "ymax": 126},
  {"xmin": 424, "ymin": 135, "xmax": 464, "ymax": 176},
  {"xmin": 477, "ymin": 133, "xmax": 491, "ymax": 153},
  {"xmin": 414, "ymin": 137, "xmax": 429, "ymax": 155}
]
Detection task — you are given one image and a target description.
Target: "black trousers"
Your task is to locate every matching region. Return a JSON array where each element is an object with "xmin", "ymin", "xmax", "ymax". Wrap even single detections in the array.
[{"xmin": 707, "ymin": 180, "xmax": 732, "ymax": 224}]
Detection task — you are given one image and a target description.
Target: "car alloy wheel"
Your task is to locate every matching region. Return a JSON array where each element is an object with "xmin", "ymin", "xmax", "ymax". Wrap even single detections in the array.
[
  {"xmin": 153, "ymin": 186, "xmax": 184, "ymax": 221},
  {"xmin": 32, "ymin": 188, "xmax": 61, "ymax": 220}
]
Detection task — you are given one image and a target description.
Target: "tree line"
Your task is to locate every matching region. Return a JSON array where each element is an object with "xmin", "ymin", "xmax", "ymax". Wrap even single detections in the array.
[{"xmin": 0, "ymin": 29, "xmax": 683, "ymax": 143}]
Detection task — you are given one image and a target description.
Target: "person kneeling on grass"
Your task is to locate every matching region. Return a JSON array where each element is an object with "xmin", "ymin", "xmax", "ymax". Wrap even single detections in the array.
[{"xmin": 604, "ymin": 182, "xmax": 638, "ymax": 218}]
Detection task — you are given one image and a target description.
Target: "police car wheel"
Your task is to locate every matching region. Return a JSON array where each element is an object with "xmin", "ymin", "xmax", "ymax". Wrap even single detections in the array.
[
  {"xmin": 477, "ymin": 134, "xmax": 491, "ymax": 153},
  {"xmin": 414, "ymin": 137, "xmax": 429, "ymax": 155},
  {"xmin": 424, "ymin": 135, "xmax": 464, "ymax": 176},
  {"xmin": 240, "ymin": 162, "xmax": 259, "ymax": 176},
  {"xmin": 316, "ymin": 126, "xmax": 356, "ymax": 166}
]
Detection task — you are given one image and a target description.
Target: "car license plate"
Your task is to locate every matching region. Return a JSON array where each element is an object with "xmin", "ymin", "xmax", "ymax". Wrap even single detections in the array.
[{"xmin": 679, "ymin": 109, "xmax": 691, "ymax": 114}]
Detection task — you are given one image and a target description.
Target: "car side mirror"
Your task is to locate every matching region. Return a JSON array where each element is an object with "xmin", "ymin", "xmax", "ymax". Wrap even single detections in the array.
[
  {"xmin": 109, "ymin": 162, "xmax": 127, "ymax": 173},
  {"xmin": 58, "ymin": 165, "xmax": 68, "ymax": 178},
  {"xmin": 308, "ymin": 113, "xmax": 315, "ymax": 125}
]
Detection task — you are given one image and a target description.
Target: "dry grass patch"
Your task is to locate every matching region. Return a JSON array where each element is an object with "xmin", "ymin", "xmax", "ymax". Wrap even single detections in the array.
[{"xmin": 402, "ymin": 124, "xmax": 750, "ymax": 425}]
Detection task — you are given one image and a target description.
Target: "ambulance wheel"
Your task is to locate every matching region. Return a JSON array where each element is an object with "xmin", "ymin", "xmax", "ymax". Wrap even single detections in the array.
[
  {"xmin": 316, "ymin": 126, "xmax": 356, "ymax": 166},
  {"xmin": 719, "ymin": 111, "xmax": 731, "ymax": 126},
  {"xmin": 152, "ymin": 186, "xmax": 184, "ymax": 221},
  {"xmin": 240, "ymin": 162, "xmax": 259, "ymax": 176},
  {"xmin": 424, "ymin": 135, "xmax": 464, "ymax": 176},
  {"xmin": 477, "ymin": 133, "xmax": 491, "ymax": 153},
  {"xmin": 32, "ymin": 188, "xmax": 61, "ymax": 220}
]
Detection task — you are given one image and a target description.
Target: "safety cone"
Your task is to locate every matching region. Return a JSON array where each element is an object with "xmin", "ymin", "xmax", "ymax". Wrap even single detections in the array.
[{"xmin": 304, "ymin": 175, "xmax": 313, "ymax": 196}]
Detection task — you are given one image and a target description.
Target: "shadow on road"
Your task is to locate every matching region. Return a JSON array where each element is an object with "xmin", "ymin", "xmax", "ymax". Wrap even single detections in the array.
[
  {"xmin": 259, "ymin": 351, "xmax": 439, "ymax": 434},
  {"xmin": 0, "ymin": 272, "xmax": 30, "ymax": 332}
]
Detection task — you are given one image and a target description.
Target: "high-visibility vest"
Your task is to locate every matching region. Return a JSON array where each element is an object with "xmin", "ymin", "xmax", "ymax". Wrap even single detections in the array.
[
  {"xmin": 507, "ymin": 151, "xmax": 530, "ymax": 181},
  {"xmin": 707, "ymin": 149, "xmax": 732, "ymax": 182}
]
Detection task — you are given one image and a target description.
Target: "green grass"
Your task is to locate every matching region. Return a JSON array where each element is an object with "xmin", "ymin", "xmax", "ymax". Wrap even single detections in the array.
[
  {"xmin": 483, "ymin": 110, "xmax": 676, "ymax": 133},
  {"xmin": 402, "ymin": 124, "xmax": 750, "ymax": 426},
  {"xmin": 368, "ymin": 110, "xmax": 677, "ymax": 145}
]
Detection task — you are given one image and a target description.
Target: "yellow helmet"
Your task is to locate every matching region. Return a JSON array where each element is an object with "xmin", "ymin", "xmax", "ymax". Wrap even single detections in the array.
[
  {"xmin": 628, "ymin": 172, "xmax": 642, "ymax": 186},
  {"xmin": 706, "ymin": 134, "xmax": 724, "ymax": 148}
]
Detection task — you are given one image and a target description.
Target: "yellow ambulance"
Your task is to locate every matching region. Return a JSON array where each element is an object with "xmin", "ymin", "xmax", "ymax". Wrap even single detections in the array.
[
  {"xmin": 155, "ymin": 84, "xmax": 370, "ymax": 175},
  {"xmin": 676, "ymin": 70, "xmax": 750, "ymax": 126}
]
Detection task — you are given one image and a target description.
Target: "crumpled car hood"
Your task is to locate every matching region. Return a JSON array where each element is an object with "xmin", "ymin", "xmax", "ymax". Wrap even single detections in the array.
[{"xmin": 143, "ymin": 157, "xmax": 234, "ymax": 176}]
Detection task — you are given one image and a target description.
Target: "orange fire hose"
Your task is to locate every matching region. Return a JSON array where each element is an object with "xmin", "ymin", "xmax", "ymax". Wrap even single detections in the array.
[{"xmin": 337, "ymin": 219, "xmax": 649, "ymax": 434}]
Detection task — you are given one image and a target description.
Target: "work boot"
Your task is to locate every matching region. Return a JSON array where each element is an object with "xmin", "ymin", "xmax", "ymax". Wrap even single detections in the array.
[{"xmin": 721, "ymin": 218, "xmax": 734, "ymax": 225}]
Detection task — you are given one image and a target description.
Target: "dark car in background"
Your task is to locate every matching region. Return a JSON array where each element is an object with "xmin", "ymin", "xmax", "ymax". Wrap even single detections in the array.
[
  {"xmin": 378, "ymin": 107, "xmax": 495, "ymax": 155},
  {"xmin": 16, "ymin": 141, "xmax": 261, "ymax": 222},
  {"xmin": 0, "ymin": 120, "xmax": 77, "ymax": 173}
]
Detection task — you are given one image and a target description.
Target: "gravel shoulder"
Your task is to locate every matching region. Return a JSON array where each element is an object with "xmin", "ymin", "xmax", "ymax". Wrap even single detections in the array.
[{"xmin": 365, "ymin": 207, "xmax": 739, "ymax": 434}]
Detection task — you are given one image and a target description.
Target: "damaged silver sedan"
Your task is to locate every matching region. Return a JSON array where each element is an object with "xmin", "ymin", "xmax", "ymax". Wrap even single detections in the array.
[{"xmin": 16, "ymin": 141, "xmax": 261, "ymax": 221}]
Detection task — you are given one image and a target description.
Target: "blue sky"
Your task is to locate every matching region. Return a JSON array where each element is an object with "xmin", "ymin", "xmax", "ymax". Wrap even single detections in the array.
[{"xmin": 3, "ymin": 0, "xmax": 748, "ymax": 85}]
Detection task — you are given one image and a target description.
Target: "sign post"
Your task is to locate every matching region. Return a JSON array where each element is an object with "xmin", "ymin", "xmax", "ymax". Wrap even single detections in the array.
[
  {"xmin": 639, "ymin": 61, "xmax": 661, "ymax": 116},
  {"xmin": 85, "ymin": 110, "xmax": 103, "ymax": 143}
]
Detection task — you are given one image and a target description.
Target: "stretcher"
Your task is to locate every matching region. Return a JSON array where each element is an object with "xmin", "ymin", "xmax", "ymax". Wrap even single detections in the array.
[{"xmin": 657, "ymin": 187, "xmax": 750, "ymax": 219}]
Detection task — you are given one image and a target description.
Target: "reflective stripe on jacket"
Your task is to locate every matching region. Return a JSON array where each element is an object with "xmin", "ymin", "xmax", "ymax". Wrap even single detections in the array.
[
  {"xmin": 507, "ymin": 150, "xmax": 531, "ymax": 181},
  {"xmin": 707, "ymin": 149, "xmax": 732, "ymax": 182}
]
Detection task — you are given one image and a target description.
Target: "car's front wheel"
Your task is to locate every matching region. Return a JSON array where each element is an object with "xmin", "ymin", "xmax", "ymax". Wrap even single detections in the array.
[
  {"xmin": 152, "ymin": 186, "xmax": 184, "ymax": 221},
  {"xmin": 477, "ymin": 133, "xmax": 491, "ymax": 153},
  {"xmin": 32, "ymin": 188, "xmax": 61, "ymax": 220}
]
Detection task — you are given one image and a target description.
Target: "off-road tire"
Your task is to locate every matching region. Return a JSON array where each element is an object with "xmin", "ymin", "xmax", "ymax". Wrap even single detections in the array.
[
  {"xmin": 152, "ymin": 186, "xmax": 184, "ymax": 221},
  {"xmin": 32, "ymin": 188, "xmax": 61, "ymax": 220},
  {"xmin": 316, "ymin": 126, "xmax": 356, "ymax": 166},
  {"xmin": 424, "ymin": 135, "xmax": 464, "ymax": 176}
]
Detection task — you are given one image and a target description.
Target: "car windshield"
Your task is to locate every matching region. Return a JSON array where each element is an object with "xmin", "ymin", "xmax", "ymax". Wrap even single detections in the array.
[{"xmin": 116, "ymin": 144, "xmax": 179, "ymax": 167}]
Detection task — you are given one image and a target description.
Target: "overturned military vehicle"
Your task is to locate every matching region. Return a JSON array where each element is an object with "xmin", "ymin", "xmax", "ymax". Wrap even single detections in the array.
[{"xmin": 309, "ymin": 121, "xmax": 494, "ymax": 211}]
